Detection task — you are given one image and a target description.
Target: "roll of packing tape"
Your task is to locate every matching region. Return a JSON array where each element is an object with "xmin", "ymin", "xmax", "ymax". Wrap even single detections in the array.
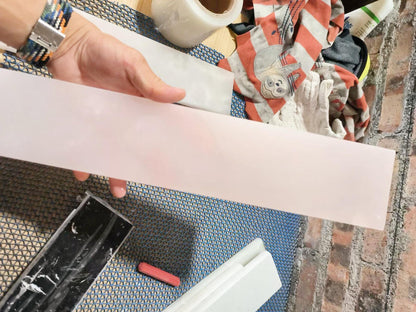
[{"xmin": 152, "ymin": 0, "xmax": 243, "ymax": 48}]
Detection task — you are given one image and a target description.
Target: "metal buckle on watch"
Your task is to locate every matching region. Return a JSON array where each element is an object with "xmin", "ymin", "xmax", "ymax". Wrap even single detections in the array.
[{"xmin": 28, "ymin": 19, "xmax": 65, "ymax": 52}]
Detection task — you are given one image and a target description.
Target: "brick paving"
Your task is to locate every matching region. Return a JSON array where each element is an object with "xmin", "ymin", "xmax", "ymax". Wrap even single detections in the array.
[{"xmin": 288, "ymin": 0, "xmax": 416, "ymax": 311}]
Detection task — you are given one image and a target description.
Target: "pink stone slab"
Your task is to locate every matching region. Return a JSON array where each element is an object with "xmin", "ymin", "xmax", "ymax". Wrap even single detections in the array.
[{"xmin": 0, "ymin": 69, "xmax": 395, "ymax": 230}]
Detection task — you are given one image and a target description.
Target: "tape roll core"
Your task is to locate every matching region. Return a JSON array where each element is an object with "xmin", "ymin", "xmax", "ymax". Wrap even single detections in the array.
[
  {"xmin": 152, "ymin": 0, "xmax": 243, "ymax": 48},
  {"xmin": 197, "ymin": 0, "xmax": 235, "ymax": 15}
]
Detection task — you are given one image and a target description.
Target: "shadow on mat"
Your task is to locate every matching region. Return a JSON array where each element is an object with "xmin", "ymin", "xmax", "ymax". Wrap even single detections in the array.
[{"xmin": 0, "ymin": 157, "xmax": 196, "ymax": 296}]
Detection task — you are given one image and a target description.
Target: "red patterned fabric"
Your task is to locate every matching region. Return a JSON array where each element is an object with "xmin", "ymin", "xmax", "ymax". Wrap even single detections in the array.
[
  {"xmin": 218, "ymin": 0, "xmax": 344, "ymax": 123},
  {"xmin": 219, "ymin": 0, "xmax": 370, "ymax": 141}
]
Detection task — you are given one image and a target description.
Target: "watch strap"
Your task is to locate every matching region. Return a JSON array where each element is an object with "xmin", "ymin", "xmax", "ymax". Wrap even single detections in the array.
[{"xmin": 17, "ymin": 0, "xmax": 73, "ymax": 68}]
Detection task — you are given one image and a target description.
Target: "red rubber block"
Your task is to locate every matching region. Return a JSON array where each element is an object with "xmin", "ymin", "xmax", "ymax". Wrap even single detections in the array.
[{"xmin": 138, "ymin": 262, "xmax": 180, "ymax": 287}]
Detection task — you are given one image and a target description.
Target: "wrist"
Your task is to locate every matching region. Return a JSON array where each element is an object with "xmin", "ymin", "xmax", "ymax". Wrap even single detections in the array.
[
  {"xmin": 0, "ymin": 0, "xmax": 47, "ymax": 49},
  {"xmin": 49, "ymin": 12, "xmax": 100, "ymax": 64}
]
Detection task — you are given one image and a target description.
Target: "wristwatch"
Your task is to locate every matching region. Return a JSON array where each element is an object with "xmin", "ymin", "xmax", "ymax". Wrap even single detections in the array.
[
  {"xmin": 29, "ymin": 18, "xmax": 66, "ymax": 53},
  {"xmin": 17, "ymin": 0, "xmax": 73, "ymax": 68}
]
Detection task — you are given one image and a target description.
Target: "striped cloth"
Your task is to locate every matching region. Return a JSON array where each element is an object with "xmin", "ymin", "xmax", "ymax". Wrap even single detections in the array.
[
  {"xmin": 218, "ymin": 0, "xmax": 344, "ymax": 123},
  {"xmin": 219, "ymin": 0, "xmax": 369, "ymax": 141}
]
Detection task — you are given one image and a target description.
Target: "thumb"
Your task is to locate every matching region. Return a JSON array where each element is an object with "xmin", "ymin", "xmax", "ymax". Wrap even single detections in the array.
[{"xmin": 128, "ymin": 52, "xmax": 186, "ymax": 103}]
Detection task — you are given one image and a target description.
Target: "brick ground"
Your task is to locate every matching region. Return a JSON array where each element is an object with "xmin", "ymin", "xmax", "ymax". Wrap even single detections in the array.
[{"xmin": 287, "ymin": 0, "xmax": 416, "ymax": 311}]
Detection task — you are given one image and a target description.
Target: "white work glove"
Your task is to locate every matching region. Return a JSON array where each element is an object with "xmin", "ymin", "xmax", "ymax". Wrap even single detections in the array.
[
  {"xmin": 294, "ymin": 71, "xmax": 346, "ymax": 139},
  {"xmin": 269, "ymin": 71, "xmax": 346, "ymax": 139},
  {"xmin": 268, "ymin": 95, "xmax": 306, "ymax": 132}
]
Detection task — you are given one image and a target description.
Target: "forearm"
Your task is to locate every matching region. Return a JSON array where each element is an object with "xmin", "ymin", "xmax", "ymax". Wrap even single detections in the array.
[{"xmin": 0, "ymin": 0, "xmax": 46, "ymax": 49}]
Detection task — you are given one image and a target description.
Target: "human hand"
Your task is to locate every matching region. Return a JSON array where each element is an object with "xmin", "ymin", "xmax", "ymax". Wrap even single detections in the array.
[{"xmin": 48, "ymin": 13, "xmax": 186, "ymax": 197}]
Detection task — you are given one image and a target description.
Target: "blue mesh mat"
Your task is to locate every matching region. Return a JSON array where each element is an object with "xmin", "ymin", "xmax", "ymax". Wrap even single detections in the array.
[{"xmin": 0, "ymin": 1, "xmax": 302, "ymax": 311}]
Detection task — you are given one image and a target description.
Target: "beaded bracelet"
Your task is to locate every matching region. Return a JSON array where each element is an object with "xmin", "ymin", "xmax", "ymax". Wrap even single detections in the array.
[{"xmin": 17, "ymin": 0, "xmax": 73, "ymax": 68}]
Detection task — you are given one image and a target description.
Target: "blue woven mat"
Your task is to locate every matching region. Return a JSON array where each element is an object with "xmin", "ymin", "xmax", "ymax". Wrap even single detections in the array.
[{"xmin": 0, "ymin": 1, "xmax": 301, "ymax": 311}]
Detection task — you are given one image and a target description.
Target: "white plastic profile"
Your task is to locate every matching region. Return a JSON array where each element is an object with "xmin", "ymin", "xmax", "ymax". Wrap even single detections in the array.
[
  {"xmin": 75, "ymin": 9, "xmax": 234, "ymax": 115},
  {"xmin": 163, "ymin": 238, "xmax": 281, "ymax": 312}
]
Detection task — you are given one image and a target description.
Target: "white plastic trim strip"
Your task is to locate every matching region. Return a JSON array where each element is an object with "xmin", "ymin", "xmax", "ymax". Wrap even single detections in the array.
[
  {"xmin": 164, "ymin": 238, "xmax": 281, "ymax": 312},
  {"xmin": 75, "ymin": 9, "xmax": 234, "ymax": 115}
]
